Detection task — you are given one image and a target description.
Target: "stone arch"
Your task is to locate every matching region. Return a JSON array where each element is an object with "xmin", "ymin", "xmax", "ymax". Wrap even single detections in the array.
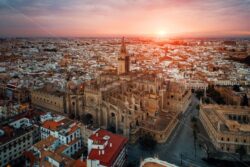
[{"xmin": 108, "ymin": 112, "xmax": 117, "ymax": 133}]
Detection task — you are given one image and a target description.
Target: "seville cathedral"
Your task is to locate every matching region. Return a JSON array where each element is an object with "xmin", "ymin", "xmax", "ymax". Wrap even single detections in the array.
[{"xmin": 32, "ymin": 38, "xmax": 192, "ymax": 143}]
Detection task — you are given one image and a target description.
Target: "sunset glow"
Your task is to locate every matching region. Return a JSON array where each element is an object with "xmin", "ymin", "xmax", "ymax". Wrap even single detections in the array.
[
  {"xmin": 157, "ymin": 30, "xmax": 167, "ymax": 38},
  {"xmin": 0, "ymin": 0, "xmax": 249, "ymax": 37}
]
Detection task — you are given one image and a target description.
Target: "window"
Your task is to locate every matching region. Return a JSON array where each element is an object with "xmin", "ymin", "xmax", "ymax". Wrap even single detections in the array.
[
  {"xmin": 221, "ymin": 137, "xmax": 224, "ymax": 141},
  {"xmin": 227, "ymin": 138, "xmax": 230, "ymax": 141}
]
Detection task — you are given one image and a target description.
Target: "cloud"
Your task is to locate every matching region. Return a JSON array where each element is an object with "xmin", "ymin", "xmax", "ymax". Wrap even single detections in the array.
[{"xmin": 0, "ymin": 0, "xmax": 249, "ymax": 37}]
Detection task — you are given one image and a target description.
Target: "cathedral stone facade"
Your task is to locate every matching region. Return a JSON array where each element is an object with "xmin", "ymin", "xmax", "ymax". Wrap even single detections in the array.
[
  {"xmin": 32, "ymin": 38, "xmax": 192, "ymax": 143},
  {"xmin": 70, "ymin": 38, "xmax": 191, "ymax": 143}
]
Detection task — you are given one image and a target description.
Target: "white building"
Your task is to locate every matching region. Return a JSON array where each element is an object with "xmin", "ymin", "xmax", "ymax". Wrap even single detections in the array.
[
  {"xmin": 87, "ymin": 129, "xmax": 128, "ymax": 167},
  {"xmin": 0, "ymin": 117, "xmax": 39, "ymax": 167},
  {"xmin": 40, "ymin": 113, "xmax": 83, "ymax": 156}
]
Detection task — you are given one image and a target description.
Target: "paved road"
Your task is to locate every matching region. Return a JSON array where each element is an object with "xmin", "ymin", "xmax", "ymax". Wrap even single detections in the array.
[{"xmin": 127, "ymin": 94, "xmax": 215, "ymax": 167}]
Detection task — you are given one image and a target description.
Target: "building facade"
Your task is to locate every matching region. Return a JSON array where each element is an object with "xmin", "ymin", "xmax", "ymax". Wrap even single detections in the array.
[
  {"xmin": 0, "ymin": 118, "xmax": 39, "ymax": 167},
  {"xmin": 81, "ymin": 38, "xmax": 192, "ymax": 142},
  {"xmin": 87, "ymin": 129, "xmax": 128, "ymax": 167},
  {"xmin": 40, "ymin": 113, "xmax": 83, "ymax": 157},
  {"xmin": 31, "ymin": 85, "xmax": 65, "ymax": 114},
  {"xmin": 199, "ymin": 104, "xmax": 250, "ymax": 155}
]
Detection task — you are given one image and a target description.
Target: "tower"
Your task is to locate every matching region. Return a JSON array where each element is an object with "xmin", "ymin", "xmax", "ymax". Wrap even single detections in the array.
[{"xmin": 118, "ymin": 37, "xmax": 130, "ymax": 75}]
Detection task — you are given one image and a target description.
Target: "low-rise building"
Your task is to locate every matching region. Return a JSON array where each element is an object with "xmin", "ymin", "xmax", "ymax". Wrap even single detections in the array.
[
  {"xmin": 200, "ymin": 104, "xmax": 250, "ymax": 155},
  {"xmin": 215, "ymin": 86, "xmax": 244, "ymax": 105},
  {"xmin": 25, "ymin": 136, "xmax": 86, "ymax": 167},
  {"xmin": 87, "ymin": 129, "xmax": 128, "ymax": 167},
  {"xmin": 0, "ymin": 117, "xmax": 40, "ymax": 167},
  {"xmin": 40, "ymin": 113, "xmax": 83, "ymax": 157}
]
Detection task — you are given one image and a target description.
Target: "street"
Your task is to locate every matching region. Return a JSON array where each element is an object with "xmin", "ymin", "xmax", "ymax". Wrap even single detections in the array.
[{"xmin": 127, "ymin": 94, "xmax": 215, "ymax": 167}]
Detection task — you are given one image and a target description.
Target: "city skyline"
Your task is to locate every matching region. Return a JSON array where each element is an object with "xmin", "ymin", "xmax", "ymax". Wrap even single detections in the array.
[
  {"xmin": 0, "ymin": 1, "xmax": 250, "ymax": 167},
  {"xmin": 0, "ymin": 0, "xmax": 250, "ymax": 38}
]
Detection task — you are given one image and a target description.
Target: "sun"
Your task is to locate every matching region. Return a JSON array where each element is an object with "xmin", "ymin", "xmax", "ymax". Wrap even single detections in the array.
[{"xmin": 157, "ymin": 30, "xmax": 167, "ymax": 37}]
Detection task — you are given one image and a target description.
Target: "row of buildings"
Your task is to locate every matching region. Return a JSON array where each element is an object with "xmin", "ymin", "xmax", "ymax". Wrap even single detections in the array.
[
  {"xmin": 1, "ymin": 38, "xmax": 249, "ymax": 104},
  {"xmin": 0, "ymin": 110, "xmax": 129, "ymax": 167}
]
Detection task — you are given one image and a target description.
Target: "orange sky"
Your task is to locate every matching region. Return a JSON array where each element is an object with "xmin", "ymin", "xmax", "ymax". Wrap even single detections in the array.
[{"xmin": 0, "ymin": 0, "xmax": 249, "ymax": 37}]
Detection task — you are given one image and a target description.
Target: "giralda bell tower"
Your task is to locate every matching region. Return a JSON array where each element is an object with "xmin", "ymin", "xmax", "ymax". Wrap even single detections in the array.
[{"xmin": 118, "ymin": 37, "xmax": 130, "ymax": 75}]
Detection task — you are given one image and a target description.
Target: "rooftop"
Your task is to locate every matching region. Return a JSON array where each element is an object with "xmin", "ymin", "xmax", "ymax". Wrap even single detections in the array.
[
  {"xmin": 41, "ymin": 117, "xmax": 79, "ymax": 136},
  {"xmin": 140, "ymin": 158, "xmax": 178, "ymax": 167},
  {"xmin": 88, "ymin": 129, "xmax": 128, "ymax": 166},
  {"xmin": 201, "ymin": 104, "xmax": 250, "ymax": 135}
]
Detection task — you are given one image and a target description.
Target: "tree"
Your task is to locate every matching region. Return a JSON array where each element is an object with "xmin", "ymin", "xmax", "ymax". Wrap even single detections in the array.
[
  {"xmin": 204, "ymin": 98, "xmax": 210, "ymax": 104},
  {"xmin": 69, "ymin": 113, "xmax": 75, "ymax": 119},
  {"xmin": 191, "ymin": 116, "xmax": 198, "ymax": 158},
  {"xmin": 195, "ymin": 90, "xmax": 204, "ymax": 99},
  {"xmin": 196, "ymin": 104, "xmax": 200, "ymax": 110},
  {"xmin": 126, "ymin": 162, "xmax": 137, "ymax": 167},
  {"xmin": 139, "ymin": 134, "xmax": 157, "ymax": 151},
  {"xmin": 82, "ymin": 114, "xmax": 93, "ymax": 125},
  {"xmin": 193, "ymin": 129, "xmax": 197, "ymax": 158},
  {"xmin": 107, "ymin": 126, "xmax": 116, "ymax": 133},
  {"xmin": 236, "ymin": 145, "xmax": 247, "ymax": 160},
  {"xmin": 199, "ymin": 142, "xmax": 212, "ymax": 159}
]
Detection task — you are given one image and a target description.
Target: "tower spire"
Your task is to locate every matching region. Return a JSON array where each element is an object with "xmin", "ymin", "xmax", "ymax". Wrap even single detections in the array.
[
  {"xmin": 118, "ymin": 37, "xmax": 130, "ymax": 75},
  {"xmin": 120, "ymin": 37, "xmax": 126, "ymax": 54}
]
